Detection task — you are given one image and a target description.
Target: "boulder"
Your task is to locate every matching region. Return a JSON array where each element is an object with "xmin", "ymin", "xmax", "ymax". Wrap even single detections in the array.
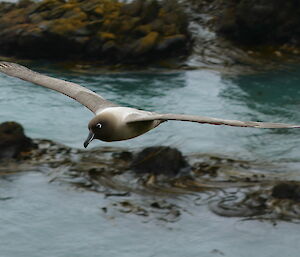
[
  {"xmin": 217, "ymin": 0, "xmax": 300, "ymax": 46},
  {"xmin": 157, "ymin": 34, "xmax": 186, "ymax": 52},
  {"xmin": 131, "ymin": 146, "xmax": 189, "ymax": 176},
  {"xmin": 271, "ymin": 183, "xmax": 300, "ymax": 202},
  {"xmin": 0, "ymin": 121, "xmax": 36, "ymax": 159},
  {"xmin": 133, "ymin": 31, "xmax": 159, "ymax": 55}
]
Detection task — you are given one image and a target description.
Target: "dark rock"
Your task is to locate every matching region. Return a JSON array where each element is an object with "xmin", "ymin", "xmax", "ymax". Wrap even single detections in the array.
[
  {"xmin": 112, "ymin": 151, "xmax": 133, "ymax": 162},
  {"xmin": 217, "ymin": 0, "xmax": 300, "ymax": 46},
  {"xmin": 28, "ymin": 0, "xmax": 64, "ymax": 15},
  {"xmin": 140, "ymin": 0, "xmax": 160, "ymax": 23},
  {"xmin": 131, "ymin": 146, "xmax": 189, "ymax": 176},
  {"xmin": 0, "ymin": 2, "xmax": 14, "ymax": 15},
  {"xmin": 134, "ymin": 24, "xmax": 152, "ymax": 36},
  {"xmin": 271, "ymin": 183, "xmax": 300, "ymax": 202},
  {"xmin": 157, "ymin": 34, "xmax": 186, "ymax": 52},
  {"xmin": 102, "ymin": 40, "xmax": 118, "ymax": 55},
  {"xmin": 133, "ymin": 31, "xmax": 159, "ymax": 55},
  {"xmin": 0, "ymin": 121, "xmax": 36, "ymax": 159},
  {"xmin": 150, "ymin": 18, "xmax": 164, "ymax": 33},
  {"xmin": 120, "ymin": 0, "xmax": 143, "ymax": 16}
]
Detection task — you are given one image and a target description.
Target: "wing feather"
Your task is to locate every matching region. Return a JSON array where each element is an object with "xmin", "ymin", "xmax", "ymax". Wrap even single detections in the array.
[
  {"xmin": 0, "ymin": 61, "xmax": 117, "ymax": 113},
  {"xmin": 126, "ymin": 113, "xmax": 300, "ymax": 129}
]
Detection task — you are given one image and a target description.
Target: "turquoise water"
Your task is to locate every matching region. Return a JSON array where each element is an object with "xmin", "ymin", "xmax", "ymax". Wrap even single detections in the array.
[
  {"xmin": 1, "ymin": 64, "xmax": 300, "ymax": 162},
  {"xmin": 1, "ymin": 63, "xmax": 300, "ymax": 256}
]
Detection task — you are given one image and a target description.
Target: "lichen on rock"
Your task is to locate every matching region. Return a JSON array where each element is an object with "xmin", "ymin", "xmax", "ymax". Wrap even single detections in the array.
[{"xmin": 0, "ymin": 0, "xmax": 189, "ymax": 66}]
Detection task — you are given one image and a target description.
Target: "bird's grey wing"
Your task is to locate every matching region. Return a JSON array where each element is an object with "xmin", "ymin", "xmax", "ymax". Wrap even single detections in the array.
[
  {"xmin": 125, "ymin": 112, "xmax": 300, "ymax": 128},
  {"xmin": 0, "ymin": 61, "xmax": 117, "ymax": 113}
]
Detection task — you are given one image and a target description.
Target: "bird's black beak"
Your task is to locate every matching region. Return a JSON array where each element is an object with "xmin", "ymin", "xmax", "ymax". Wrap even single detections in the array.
[{"xmin": 84, "ymin": 130, "xmax": 94, "ymax": 148}]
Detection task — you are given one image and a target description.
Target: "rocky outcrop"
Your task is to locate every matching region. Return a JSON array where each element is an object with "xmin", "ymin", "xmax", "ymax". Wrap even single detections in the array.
[
  {"xmin": 217, "ymin": 0, "xmax": 300, "ymax": 48},
  {"xmin": 0, "ymin": 121, "xmax": 36, "ymax": 159},
  {"xmin": 167, "ymin": 0, "xmax": 300, "ymax": 71},
  {"xmin": 0, "ymin": 0, "xmax": 189, "ymax": 65}
]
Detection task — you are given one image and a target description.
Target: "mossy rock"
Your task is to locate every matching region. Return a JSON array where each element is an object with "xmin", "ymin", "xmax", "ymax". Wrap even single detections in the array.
[
  {"xmin": 49, "ymin": 18, "xmax": 86, "ymax": 36},
  {"xmin": 102, "ymin": 40, "xmax": 118, "ymax": 55},
  {"xmin": 1, "ymin": 8, "xmax": 28, "ymax": 25},
  {"xmin": 120, "ymin": 0, "xmax": 143, "ymax": 16},
  {"xmin": 134, "ymin": 24, "xmax": 152, "ymax": 36},
  {"xmin": 0, "ymin": 0, "xmax": 189, "ymax": 65},
  {"xmin": 28, "ymin": 0, "xmax": 64, "ymax": 14},
  {"xmin": 134, "ymin": 31, "xmax": 159, "ymax": 55},
  {"xmin": 140, "ymin": 0, "xmax": 160, "ymax": 23},
  {"xmin": 98, "ymin": 32, "xmax": 116, "ymax": 41},
  {"xmin": 119, "ymin": 17, "xmax": 140, "ymax": 33},
  {"xmin": 157, "ymin": 34, "xmax": 186, "ymax": 51}
]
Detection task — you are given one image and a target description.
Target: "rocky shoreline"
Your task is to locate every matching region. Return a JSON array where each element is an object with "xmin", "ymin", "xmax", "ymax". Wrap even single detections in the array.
[
  {"xmin": 186, "ymin": 0, "xmax": 300, "ymax": 70},
  {"xmin": 1, "ymin": 121, "xmax": 300, "ymax": 222},
  {"xmin": 0, "ymin": 0, "xmax": 189, "ymax": 66},
  {"xmin": 1, "ymin": 0, "xmax": 300, "ymax": 71}
]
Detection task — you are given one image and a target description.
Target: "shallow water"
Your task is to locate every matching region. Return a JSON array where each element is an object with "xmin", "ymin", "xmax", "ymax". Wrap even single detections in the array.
[
  {"xmin": 1, "ymin": 172, "xmax": 300, "ymax": 257},
  {"xmin": 1, "ymin": 63, "xmax": 300, "ymax": 256}
]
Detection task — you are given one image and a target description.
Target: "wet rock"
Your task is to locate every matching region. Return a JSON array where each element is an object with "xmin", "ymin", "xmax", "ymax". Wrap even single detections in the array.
[
  {"xmin": 131, "ymin": 146, "xmax": 189, "ymax": 176},
  {"xmin": 0, "ymin": 0, "xmax": 189, "ymax": 65},
  {"xmin": 120, "ymin": 0, "xmax": 143, "ymax": 17},
  {"xmin": 157, "ymin": 34, "xmax": 187, "ymax": 51},
  {"xmin": 217, "ymin": 0, "xmax": 300, "ymax": 46},
  {"xmin": 133, "ymin": 31, "xmax": 159, "ymax": 55},
  {"xmin": 0, "ymin": 2, "xmax": 14, "ymax": 15},
  {"xmin": 139, "ymin": 0, "xmax": 160, "ymax": 23},
  {"xmin": 112, "ymin": 151, "xmax": 133, "ymax": 162},
  {"xmin": 271, "ymin": 183, "xmax": 300, "ymax": 202},
  {"xmin": 0, "ymin": 121, "xmax": 36, "ymax": 159}
]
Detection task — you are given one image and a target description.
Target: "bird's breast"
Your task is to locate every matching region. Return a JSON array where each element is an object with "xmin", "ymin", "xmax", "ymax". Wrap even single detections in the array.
[{"xmin": 98, "ymin": 107, "xmax": 158, "ymax": 141}]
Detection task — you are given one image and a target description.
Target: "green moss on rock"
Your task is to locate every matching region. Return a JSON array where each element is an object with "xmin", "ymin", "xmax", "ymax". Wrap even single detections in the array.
[{"xmin": 134, "ymin": 31, "xmax": 159, "ymax": 55}]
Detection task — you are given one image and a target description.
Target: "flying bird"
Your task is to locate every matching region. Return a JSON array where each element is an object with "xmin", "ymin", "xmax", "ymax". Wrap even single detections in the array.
[{"xmin": 0, "ymin": 61, "xmax": 299, "ymax": 148}]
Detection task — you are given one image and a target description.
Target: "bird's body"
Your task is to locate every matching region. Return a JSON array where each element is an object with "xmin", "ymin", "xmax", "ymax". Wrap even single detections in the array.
[
  {"xmin": 91, "ymin": 107, "xmax": 162, "ymax": 142},
  {"xmin": 0, "ymin": 61, "xmax": 299, "ymax": 148}
]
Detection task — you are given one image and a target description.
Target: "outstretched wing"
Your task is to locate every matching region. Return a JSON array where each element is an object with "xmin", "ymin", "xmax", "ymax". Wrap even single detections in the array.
[
  {"xmin": 0, "ymin": 61, "xmax": 117, "ymax": 113},
  {"xmin": 126, "ymin": 113, "xmax": 300, "ymax": 128}
]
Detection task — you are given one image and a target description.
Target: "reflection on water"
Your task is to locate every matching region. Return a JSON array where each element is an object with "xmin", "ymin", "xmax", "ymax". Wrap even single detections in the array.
[
  {"xmin": 81, "ymin": 71, "xmax": 187, "ymax": 109},
  {"xmin": 223, "ymin": 69, "xmax": 300, "ymax": 120},
  {"xmin": 220, "ymin": 68, "xmax": 300, "ymax": 161}
]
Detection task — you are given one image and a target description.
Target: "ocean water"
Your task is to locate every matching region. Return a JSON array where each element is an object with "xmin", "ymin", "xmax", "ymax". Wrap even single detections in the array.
[
  {"xmin": 1, "ymin": 63, "xmax": 300, "ymax": 257},
  {"xmin": 1, "ymin": 64, "xmax": 300, "ymax": 162},
  {"xmin": 1, "ymin": 171, "xmax": 300, "ymax": 257}
]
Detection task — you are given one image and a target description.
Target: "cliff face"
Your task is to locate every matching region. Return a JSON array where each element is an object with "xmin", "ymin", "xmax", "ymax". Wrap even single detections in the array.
[{"xmin": 0, "ymin": 0, "xmax": 189, "ymax": 65}]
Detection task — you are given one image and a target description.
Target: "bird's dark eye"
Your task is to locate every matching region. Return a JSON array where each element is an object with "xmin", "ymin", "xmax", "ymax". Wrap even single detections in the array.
[{"xmin": 96, "ymin": 123, "xmax": 102, "ymax": 129}]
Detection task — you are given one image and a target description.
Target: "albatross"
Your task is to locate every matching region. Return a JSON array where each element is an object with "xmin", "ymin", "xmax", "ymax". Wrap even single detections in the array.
[{"xmin": 0, "ymin": 61, "xmax": 299, "ymax": 148}]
